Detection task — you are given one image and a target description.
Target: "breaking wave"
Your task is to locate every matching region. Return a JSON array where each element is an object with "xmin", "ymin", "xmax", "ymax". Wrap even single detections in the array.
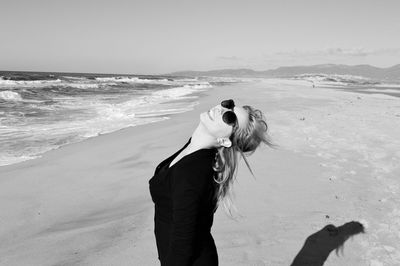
[{"xmin": 0, "ymin": 91, "xmax": 22, "ymax": 101}]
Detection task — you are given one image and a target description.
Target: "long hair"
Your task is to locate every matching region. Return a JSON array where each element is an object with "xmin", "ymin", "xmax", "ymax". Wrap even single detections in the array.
[{"xmin": 212, "ymin": 105, "xmax": 275, "ymax": 219}]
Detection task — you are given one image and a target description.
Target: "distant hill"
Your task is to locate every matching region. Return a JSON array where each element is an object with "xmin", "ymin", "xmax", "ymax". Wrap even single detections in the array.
[{"xmin": 169, "ymin": 64, "xmax": 400, "ymax": 81}]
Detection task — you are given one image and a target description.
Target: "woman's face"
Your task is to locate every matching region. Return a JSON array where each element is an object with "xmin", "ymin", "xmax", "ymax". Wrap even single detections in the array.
[{"xmin": 200, "ymin": 102, "xmax": 249, "ymax": 138}]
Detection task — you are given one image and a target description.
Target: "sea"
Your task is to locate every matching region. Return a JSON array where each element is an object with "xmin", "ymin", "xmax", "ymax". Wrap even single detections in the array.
[{"xmin": 0, "ymin": 71, "xmax": 238, "ymax": 166}]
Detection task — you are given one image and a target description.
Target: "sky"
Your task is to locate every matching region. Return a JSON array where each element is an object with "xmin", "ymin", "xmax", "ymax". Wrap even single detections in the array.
[{"xmin": 1, "ymin": 0, "xmax": 399, "ymax": 74}]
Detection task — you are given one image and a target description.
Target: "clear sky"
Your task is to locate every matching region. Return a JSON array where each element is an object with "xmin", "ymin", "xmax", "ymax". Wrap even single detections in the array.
[{"xmin": 1, "ymin": 0, "xmax": 399, "ymax": 74}]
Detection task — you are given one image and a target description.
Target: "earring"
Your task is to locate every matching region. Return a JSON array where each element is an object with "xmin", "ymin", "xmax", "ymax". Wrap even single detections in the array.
[{"xmin": 217, "ymin": 138, "xmax": 232, "ymax": 148}]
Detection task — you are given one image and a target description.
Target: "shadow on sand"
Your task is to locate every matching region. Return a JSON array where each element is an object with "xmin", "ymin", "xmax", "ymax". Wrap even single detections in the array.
[{"xmin": 291, "ymin": 221, "xmax": 365, "ymax": 266}]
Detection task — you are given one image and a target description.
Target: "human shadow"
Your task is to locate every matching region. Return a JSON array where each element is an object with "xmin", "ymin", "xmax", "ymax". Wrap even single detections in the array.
[{"xmin": 290, "ymin": 221, "xmax": 365, "ymax": 266}]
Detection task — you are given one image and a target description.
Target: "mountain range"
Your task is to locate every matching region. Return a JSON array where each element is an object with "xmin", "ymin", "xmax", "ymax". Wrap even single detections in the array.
[{"xmin": 169, "ymin": 64, "xmax": 400, "ymax": 81}]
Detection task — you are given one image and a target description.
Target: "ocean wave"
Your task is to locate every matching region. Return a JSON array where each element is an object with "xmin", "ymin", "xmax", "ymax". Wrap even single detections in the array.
[
  {"xmin": 150, "ymin": 83, "xmax": 211, "ymax": 100},
  {"xmin": 172, "ymin": 77, "xmax": 199, "ymax": 82},
  {"xmin": 0, "ymin": 75, "xmax": 215, "ymax": 167},
  {"xmin": 0, "ymin": 72, "xmax": 57, "ymax": 81},
  {"xmin": 62, "ymin": 76, "xmax": 91, "ymax": 80},
  {"xmin": 0, "ymin": 77, "xmax": 62, "ymax": 87},
  {"xmin": 0, "ymin": 76, "xmax": 99, "ymax": 89},
  {"xmin": 0, "ymin": 91, "xmax": 23, "ymax": 101},
  {"xmin": 0, "ymin": 154, "xmax": 41, "ymax": 166},
  {"xmin": 183, "ymin": 83, "xmax": 212, "ymax": 89},
  {"xmin": 95, "ymin": 76, "xmax": 170, "ymax": 84},
  {"xmin": 79, "ymin": 83, "xmax": 211, "ymax": 124},
  {"xmin": 59, "ymin": 83, "xmax": 100, "ymax": 89},
  {"xmin": 94, "ymin": 101, "xmax": 140, "ymax": 121}
]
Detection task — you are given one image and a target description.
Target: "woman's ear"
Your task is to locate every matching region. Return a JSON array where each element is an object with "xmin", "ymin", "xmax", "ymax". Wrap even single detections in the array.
[{"xmin": 217, "ymin": 137, "xmax": 232, "ymax": 148}]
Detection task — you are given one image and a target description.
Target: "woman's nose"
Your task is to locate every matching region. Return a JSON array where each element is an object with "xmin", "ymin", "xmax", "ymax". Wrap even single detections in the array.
[
  {"xmin": 216, "ymin": 105, "xmax": 225, "ymax": 114},
  {"xmin": 219, "ymin": 105, "xmax": 229, "ymax": 112}
]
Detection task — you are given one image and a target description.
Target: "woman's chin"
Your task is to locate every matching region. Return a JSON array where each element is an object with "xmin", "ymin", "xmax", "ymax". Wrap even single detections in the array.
[{"xmin": 199, "ymin": 112, "xmax": 206, "ymax": 121}]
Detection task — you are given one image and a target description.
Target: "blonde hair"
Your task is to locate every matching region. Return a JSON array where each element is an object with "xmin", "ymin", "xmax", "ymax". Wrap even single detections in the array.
[{"xmin": 212, "ymin": 105, "xmax": 275, "ymax": 219}]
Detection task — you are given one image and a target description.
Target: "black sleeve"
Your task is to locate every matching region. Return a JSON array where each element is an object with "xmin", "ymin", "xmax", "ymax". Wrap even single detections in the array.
[{"xmin": 166, "ymin": 165, "xmax": 205, "ymax": 266}]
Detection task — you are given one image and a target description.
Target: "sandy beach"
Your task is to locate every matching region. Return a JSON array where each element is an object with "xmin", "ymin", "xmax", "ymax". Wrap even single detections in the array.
[{"xmin": 1, "ymin": 79, "xmax": 399, "ymax": 265}]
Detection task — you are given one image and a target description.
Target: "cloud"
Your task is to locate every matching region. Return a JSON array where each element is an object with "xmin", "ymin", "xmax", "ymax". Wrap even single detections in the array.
[
  {"xmin": 325, "ymin": 47, "xmax": 369, "ymax": 56},
  {"xmin": 270, "ymin": 47, "xmax": 400, "ymax": 58},
  {"xmin": 324, "ymin": 47, "xmax": 400, "ymax": 57},
  {"xmin": 215, "ymin": 56, "xmax": 242, "ymax": 61}
]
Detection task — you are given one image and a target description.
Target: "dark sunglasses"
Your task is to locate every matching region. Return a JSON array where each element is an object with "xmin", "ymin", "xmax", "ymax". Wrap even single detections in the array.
[{"xmin": 221, "ymin": 99, "xmax": 237, "ymax": 126}]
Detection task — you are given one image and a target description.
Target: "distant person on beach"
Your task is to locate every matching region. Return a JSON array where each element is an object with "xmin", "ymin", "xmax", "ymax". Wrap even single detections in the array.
[{"xmin": 149, "ymin": 99, "xmax": 273, "ymax": 265}]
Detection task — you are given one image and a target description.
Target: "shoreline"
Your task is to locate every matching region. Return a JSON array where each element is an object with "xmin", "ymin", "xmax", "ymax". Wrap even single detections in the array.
[{"xmin": 1, "ymin": 78, "xmax": 399, "ymax": 265}]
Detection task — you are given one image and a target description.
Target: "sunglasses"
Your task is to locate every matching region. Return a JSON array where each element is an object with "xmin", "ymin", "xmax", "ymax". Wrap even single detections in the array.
[{"xmin": 221, "ymin": 99, "xmax": 237, "ymax": 126}]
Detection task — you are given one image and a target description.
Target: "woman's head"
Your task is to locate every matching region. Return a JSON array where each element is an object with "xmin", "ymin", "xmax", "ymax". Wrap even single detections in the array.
[
  {"xmin": 200, "ymin": 99, "xmax": 270, "ymax": 153},
  {"xmin": 201, "ymin": 99, "xmax": 274, "ymax": 218},
  {"xmin": 231, "ymin": 105, "xmax": 272, "ymax": 155}
]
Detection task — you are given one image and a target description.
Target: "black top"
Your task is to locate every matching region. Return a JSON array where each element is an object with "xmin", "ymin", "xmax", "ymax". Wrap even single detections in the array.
[{"xmin": 149, "ymin": 138, "xmax": 219, "ymax": 266}]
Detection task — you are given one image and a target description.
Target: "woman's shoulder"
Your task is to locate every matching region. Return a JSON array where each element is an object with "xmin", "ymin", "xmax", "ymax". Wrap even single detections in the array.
[
  {"xmin": 179, "ymin": 148, "xmax": 215, "ymax": 170},
  {"xmin": 171, "ymin": 149, "xmax": 216, "ymax": 186}
]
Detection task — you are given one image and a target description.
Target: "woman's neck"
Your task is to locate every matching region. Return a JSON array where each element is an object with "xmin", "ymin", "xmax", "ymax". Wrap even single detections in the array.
[{"xmin": 187, "ymin": 123, "xmax": 217, "ymax": 152}]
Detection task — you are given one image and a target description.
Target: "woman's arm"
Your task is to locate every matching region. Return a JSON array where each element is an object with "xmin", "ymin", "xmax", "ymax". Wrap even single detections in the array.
[{"xmin": 166, "ymin": 164, "xmax": 206, "ymax": 266}]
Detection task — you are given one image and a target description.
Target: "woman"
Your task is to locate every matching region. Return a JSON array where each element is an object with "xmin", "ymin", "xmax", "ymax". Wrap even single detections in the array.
[{"xmin": 149, "ymin": 99, "xmax": 273, "ymax": 266}]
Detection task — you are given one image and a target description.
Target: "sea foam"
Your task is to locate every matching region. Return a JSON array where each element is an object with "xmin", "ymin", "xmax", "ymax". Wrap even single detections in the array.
[
  {"xmin": 0, "ymin": 78, "xmax": 62, "ymax": 87},
  {"xmin": 0, "ymin": 91, "xmax": 23, "ymax": 101},
  {"xmin": 95, "ymin": 76, "xmax": 170, "ymax": 84}
]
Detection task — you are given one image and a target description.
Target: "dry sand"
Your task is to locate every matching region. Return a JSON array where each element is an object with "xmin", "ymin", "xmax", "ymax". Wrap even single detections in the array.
[{"xmin": 0, "ymin": 79, "xmax": 399, "ymax": 265}]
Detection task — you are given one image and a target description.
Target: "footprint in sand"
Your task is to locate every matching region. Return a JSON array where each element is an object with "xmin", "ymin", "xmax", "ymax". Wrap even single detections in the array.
[{"xmin": 329, "ymin": 175, "xmax": 337, "ymax": 181}]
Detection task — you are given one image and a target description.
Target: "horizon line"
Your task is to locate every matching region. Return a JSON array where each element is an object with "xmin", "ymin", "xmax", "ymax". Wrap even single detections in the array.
[{"xmin": 1, "ymin": 62, "xmax": 399, "ymax": 76}]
